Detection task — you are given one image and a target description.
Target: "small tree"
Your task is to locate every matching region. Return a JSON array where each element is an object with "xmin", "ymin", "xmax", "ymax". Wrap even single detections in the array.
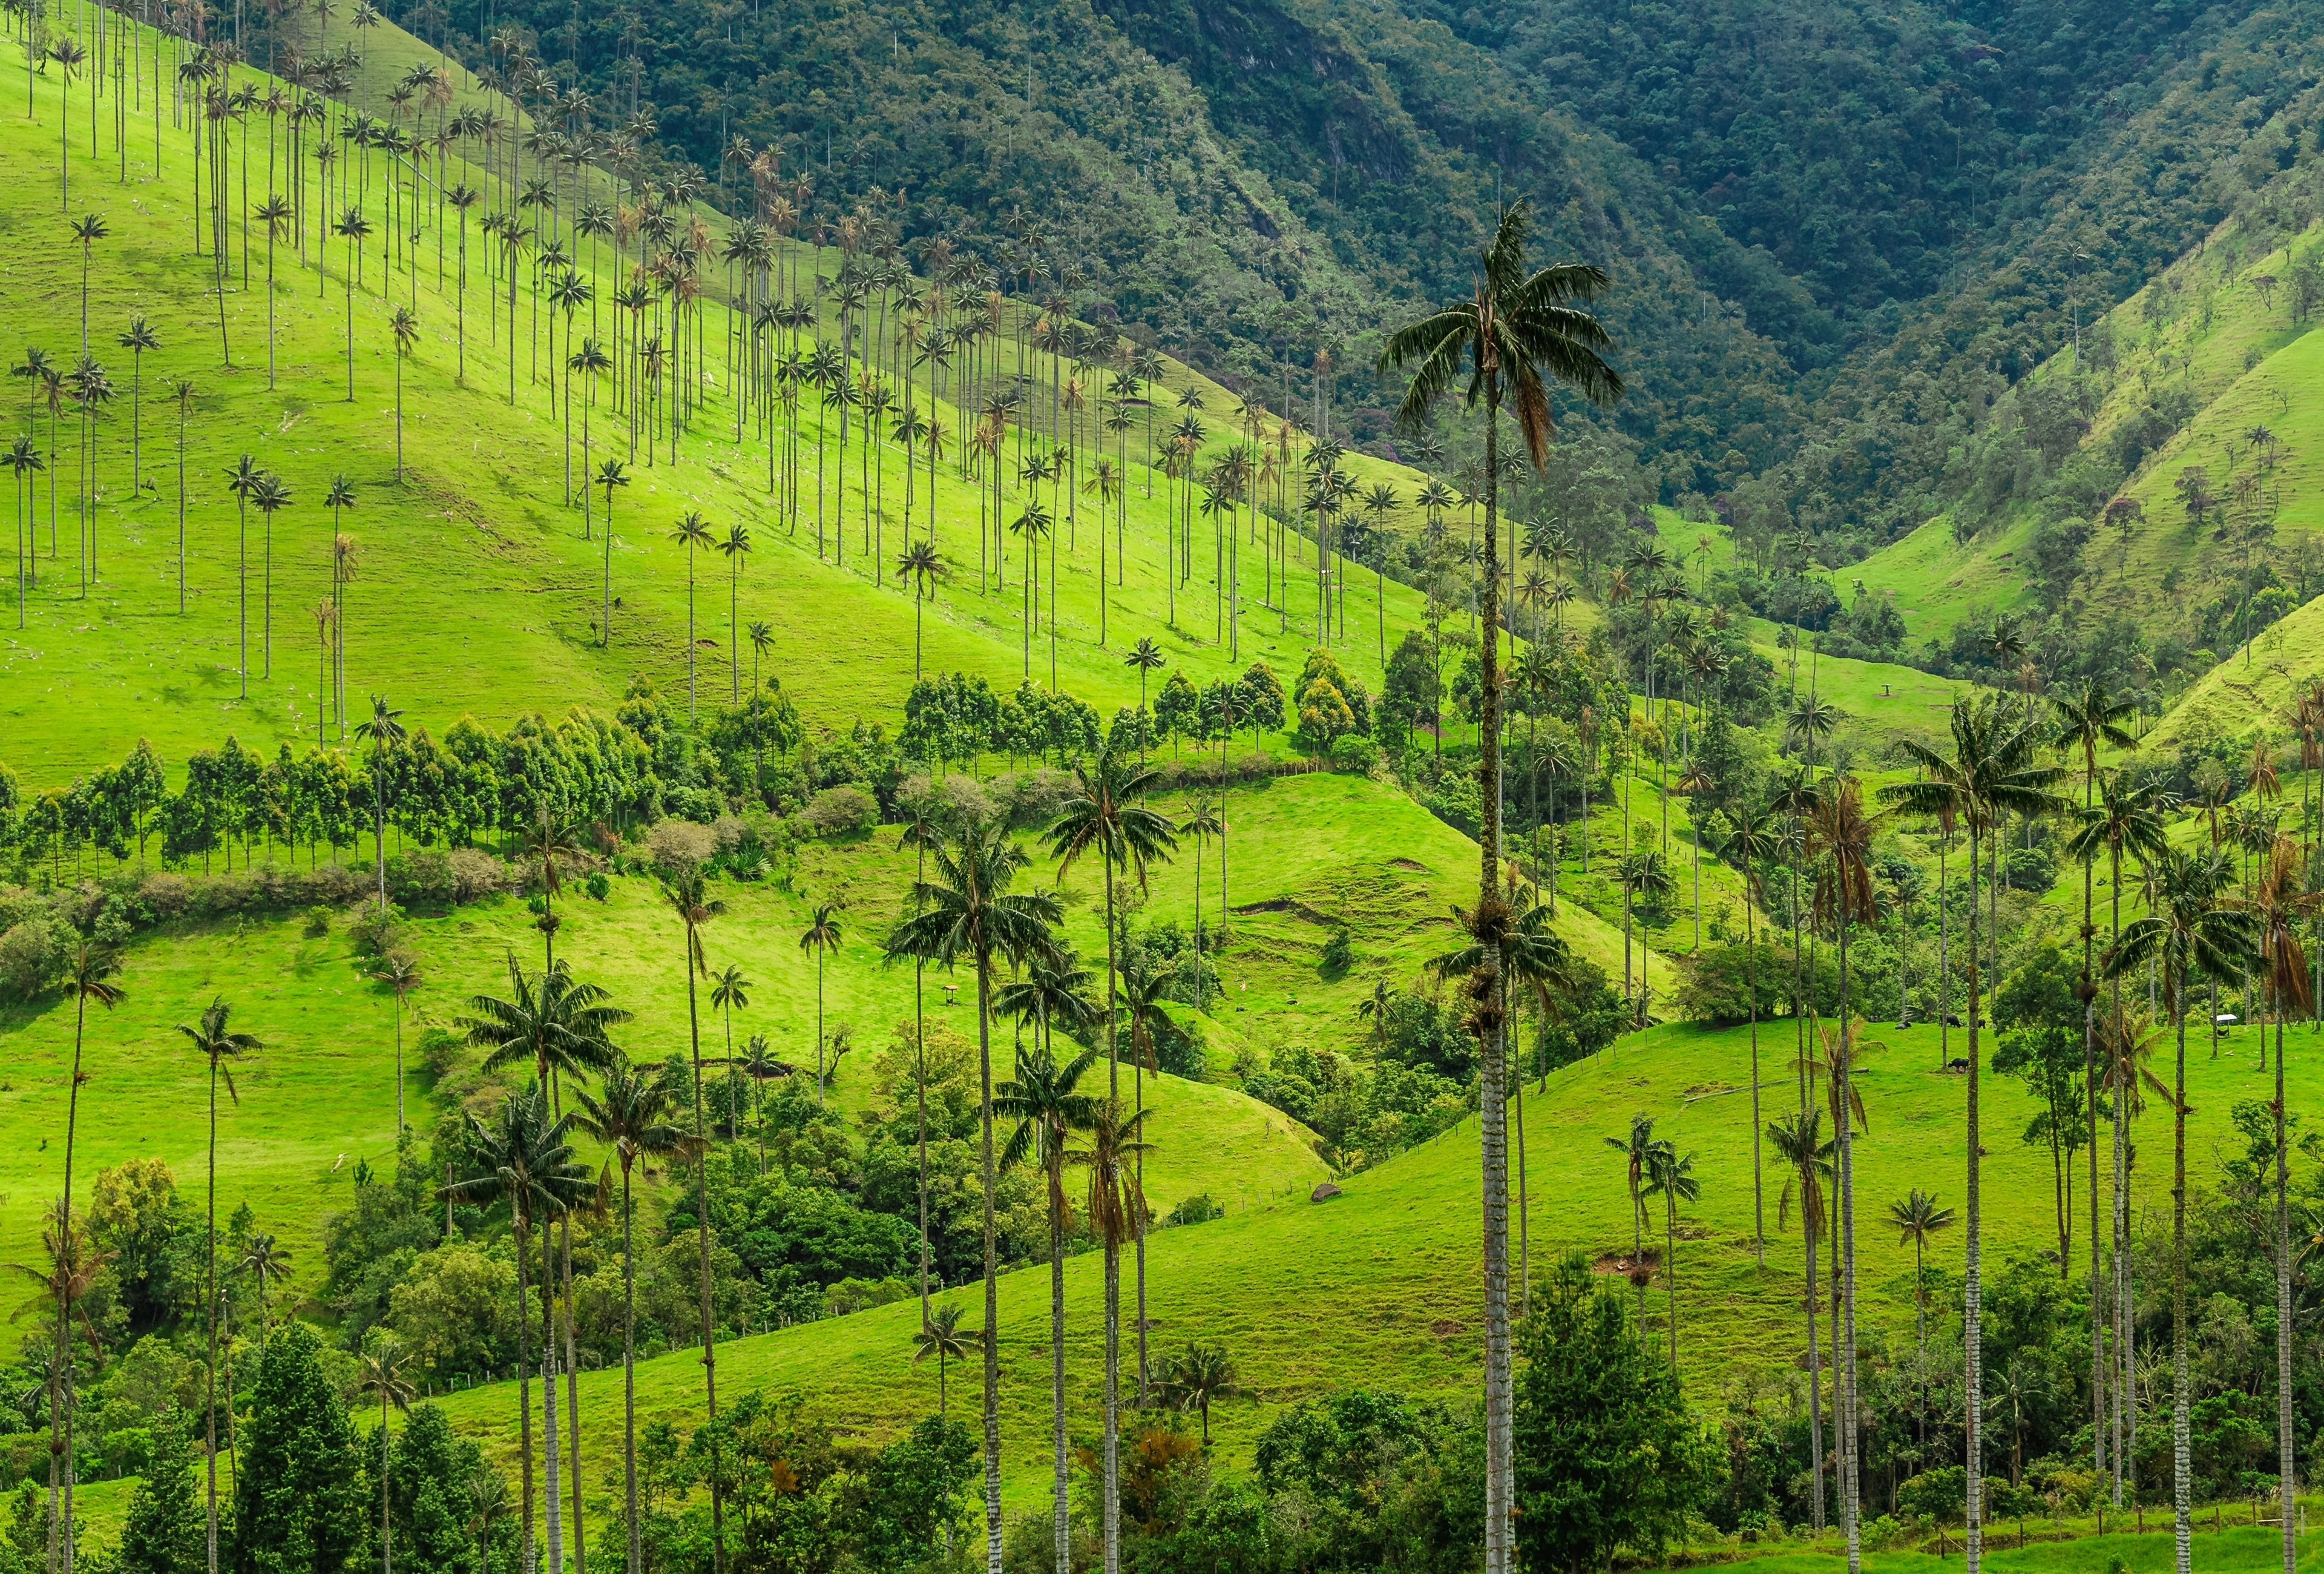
[
  {"xmin": 1514, "ymin": 1252, "xmax": 1718, "ymax": 1573},
  {"xmin": 118, "ymin": 1408, "xmax": 203, "ymax": 1574},
  {"xmin": 230, "ymin": 1322, "xmax": 367, "ymax": 1574}
]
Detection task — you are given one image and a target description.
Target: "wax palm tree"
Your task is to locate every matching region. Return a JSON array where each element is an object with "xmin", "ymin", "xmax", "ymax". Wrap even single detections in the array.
[
  {"xmin": 332, "ymin": 209, "xmax": 372, "ymax": 398},
  {"xmin": 1809, "ymin": 775, "xmax": 1885, "ymax": 1561},
  {"xmin": 1354, "ymin": 980, "xmax": 1396, "ymax": 1056},
  {"xmin": 912, "ymin": 1303, "xmax": 973, "ymax": 1419},
  {"xmin": 709, "ymin": 965, "xmax": 750, "ymax": 1137},
  {"xmin": 1070, "ymin": 1095, "xmax": 1152, "ymax": 1571},
  {"xmin": 5, "ymin": 437, "xmax": 39, "ymax": 629},
  {"xmin": 996, "ymin": 1041, "xmax": 1100, "ymax": 1574},
  {"xmin": 177, "ymin": 996, "xmax": 258, "ymax": 1574},
  {"xmin": 2248, "ymin": 838, "xmax": 2313, "ymax": 1574},
  {"xmin": 2050, "ymin": 679, "xmax": 2139, "ymax": 1474},
  {"xmin": 369, "ymin": 955, "xmax": 422, "ymax": 1132},
  {"xmin": 1770, "ymin": 1107, "xmax": 1833, "ymax": 1529},
  {"xmin": 1644, "ymin": 1147, "xmax": 1700, "ymax": 1368},
  {"xmin": 519, "ymin": 809, "xmax": 584, "ymax": 970},
  {"xmin": 115, "ymin": 317, "xmax": 158, "ymax": 489},
  {"xmin": 1060, "ymin": 743, "xmax": 1180, "ymax": 1441},
  {"xmin": 353, "ymin": 695, "xmax": 406, "ymax": 917},
  {"xmin": 798, "ymin": 904, "xmax": 842, "ymax": 1107},
  {"xmin": 255, "ymin": 196, "xmax": 293, "ymax": 387},
  {"xmin": 595, "ymin": 458, "xmax": 629, "ymax": 644},
  {"xmin": 899, "ymin": 539, "xmax": 942, "ymax": 677},
  {"xmin": 1716, "ymin": 802, "xmax": 1782, "ymax": 1265},
  {"xmin": 17, "ymin": 1198, "xmax": 106, "ymax": 1574},
  {"xmin": 884, "ymin": 815, "xmax": 1065, "ymax": 1567},
  {"xmin": 658, "ymin": 867, "xmax": 727, "ymax": 1565},
  {"xmin": 572, "ymin": 1054, "xmax": 695, "ymax": 1574},
  {"xmin": 1604, "ymin": 1113, "xmax": 1664, "ymax": 1328},
  {"xmin": 2103, "ymin": 846, "xmax": 2254, "ymax": 1574},
  {"xmin": 237, "ymin": 1234, "xmax": 290, "ymax": 1355},
  {"xmin": 251, "ymin": 473, "xmax": 291, "ymax": 682},
  {"xmin": 389, "ymin": 308, "xmax": 419, "ymax": 478},
  {"xmin": 353, "ymin": 1335, "xmax": 418, "ymax": 1574},
  {"xmin": 569, "ymin": 338, "xmax": 611, "ymax": 535},
  {"xmin": 68, "ymin": 214, "xmax": 105, "ymax": 354},
  {"xmin": 1887, "ymin": 1188, "xmax": 1955, "ymax": 1351},
  {"xmin": 665, "ymin": 511, "xmax": 706, "ymax": 716},
  {"xmin": 443, "ymin": 1085, "xmax": 594, "ymax": 1574},
  {"xmin": 1124, "ymin": 639, "xmax": 1165, "ymax": 763},
  {"xmin": 1880, "ymin": 695, "xmax": 2063, "ymax": 1559},
  {"xmin": 226, "ymin": 453, "xmax": 263, "ymax": 696},
  {"xmin": 717, "ymin": 524, "xmax": 751, "ymax": 701},
  {"xmin": 1154, "ymin": 1343, "xmax": 1241, "ymax": 1447}
]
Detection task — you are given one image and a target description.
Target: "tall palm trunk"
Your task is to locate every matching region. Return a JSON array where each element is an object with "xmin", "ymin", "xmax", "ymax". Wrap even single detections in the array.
[
  {"xmin": 2171, "ymin": 985, "xmax": 2190, "ymax": 1574},
  {"xmin": 203, "ymin": 1050, "xmax": 220, "ymax": 1572},
  {"xmin": 514, "ymin": 1208, "xmax": 535, "ymax": 1574},
  {"xmin": 621, "ymin": 1163, "xmax": 642, "ymax": 1574},
  {"xmin": 976, "ymin": 953, "xmax": 1003, "ymax": 1574},
  {"xmin": 1048, "ymin": 1165, "xmax": 1068, "ymax": 1574},
  {"xmin": 1963, "ymin": 809, "xmax": 1990, "ymax": 1569},
  {"xmin": 1838, "ymin": 920, "xmax": 1859, "ymax": 1574},
  {"xmin": 683, "ymin": 945, "xmax": 723, "ymax": 1574},
  {"xmin": 539, "ymin": 1216, "xmax": 563, "ymax": 1574},
  {"xmin": 1477, "ymin": 390, "xmax": 1514, "ymax": 1574}
]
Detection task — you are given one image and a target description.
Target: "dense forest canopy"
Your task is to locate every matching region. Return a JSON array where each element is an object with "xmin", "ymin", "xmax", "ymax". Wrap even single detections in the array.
[{"xmin": 367, "ymin": 0, "xmax": 2323, "ymax": 565}]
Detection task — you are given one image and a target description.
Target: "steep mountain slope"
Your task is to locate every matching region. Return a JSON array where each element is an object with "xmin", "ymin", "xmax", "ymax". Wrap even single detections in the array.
[{"xmin": 0, "ymin": 27, "xmax": 1445, "ymax": 780}]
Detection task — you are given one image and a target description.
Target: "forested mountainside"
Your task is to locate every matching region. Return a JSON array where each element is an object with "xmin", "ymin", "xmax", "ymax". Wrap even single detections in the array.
[{"xmin": 359, "ymin": 0, "xmax": 2323, "ymax": 546}]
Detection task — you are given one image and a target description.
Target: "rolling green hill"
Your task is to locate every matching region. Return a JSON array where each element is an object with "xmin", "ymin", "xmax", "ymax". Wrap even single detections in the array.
[
  {"xmin": 423, "ymin": 1006, "xmax": 2317, "ymax": 1540},
  {"xmin": 0, "ymin": 16, "xmax": 1448, "ymax": 785}
]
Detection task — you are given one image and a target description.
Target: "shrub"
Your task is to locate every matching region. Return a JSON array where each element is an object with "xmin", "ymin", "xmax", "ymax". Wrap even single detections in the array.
[
  {"xmin": 0, "ymin": 918, "xmax": 53, "ymax": 1000},
  {"xmin": 803, "ymin": 785, "xmax": 878, "ymax": 840},
  {"xmin": 136, "ymin": 872, "xmax": 192, "ymax": 920},
  {"xmin": 1319, "ymin": 927, "xmax": 1354, "ymax": 977},
  {"xmin": 583, "ymin": 872, "xmax": 611, "ymax": 901},
  {"xmin": 387, "ymin": 849, "xmax": 457, "ymax": 906},
  {"xmin": 646, "ymin": 817, "xmax": 718, "ymax": 869},
  {"xmin": 447, "ymin": 848, "xmax": 508, "ymax": 904},
  {"xmin": 1328, "ymin": 735, "xmax": 1381, "ymax": 774},
  {"xmin": 347, "ymin": 903, "xmax": 405, "ymax": 958},
  {"xmin": 2004, "ymin": 845, "xmax": 2056, "ymax": 893},
  {"xmin": 302, "ymin": 905, "xmax": 335, "ymax": 938},
  {"xmin": 1167, "ymin": 1193, "xmax": 1225, "ymax": 1227}
]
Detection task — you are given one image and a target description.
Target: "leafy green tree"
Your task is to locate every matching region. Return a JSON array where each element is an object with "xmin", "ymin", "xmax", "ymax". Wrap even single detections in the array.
[
  {"xmin": 855, "ymin": 1415, "xmax": 977, "ymax": 1571},
  {"xmin": 371, "ymin": 1406, "xmax": 489, "ymax": 1574},
  {"xmin": 1513, "ymin": 1252, "xmax": 1718, "ymax": 1573},
  {"xmin": 118, "ymin": 1408, "xmax": 203, "ymax": 1574},
  {"xmin": 229, "ymin": 1321, "xmax": 367, "ymax": 1574}
]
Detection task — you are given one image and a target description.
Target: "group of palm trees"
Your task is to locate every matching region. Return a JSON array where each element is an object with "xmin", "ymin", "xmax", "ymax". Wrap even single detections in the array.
[
  {"xmin": 1606, "ymin": 662, "xmax": 2313, "ymax": 1574},
  {"xmin": 7, "ymin": 0, "xmax": 1442, "ymax": 723}
]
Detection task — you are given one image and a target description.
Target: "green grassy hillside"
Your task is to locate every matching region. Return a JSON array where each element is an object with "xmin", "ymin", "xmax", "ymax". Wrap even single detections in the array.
[
  {"xmin": 0, "ymin": 20, "xmax": 1446, "ymax": 786},
  {"xmin": 425, "ymin": 1006, "xmax": 2314, "ymax": 1538}
]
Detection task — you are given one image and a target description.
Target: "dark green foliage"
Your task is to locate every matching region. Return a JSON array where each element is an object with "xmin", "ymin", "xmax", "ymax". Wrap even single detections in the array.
[
  {"xmin": 229, "ymin": 1321, "xmax": 366, "ymax": 1574},
  {"xmin": 855, "ymin": 1415, "xmax": 979, "ymax": 1569},
  {"xmin": 1318, "ymin": 926, "xmax": 1354, "ymax": 978},
  {"xmin": 319, "ymin": 1138, "xmax": 444, "ymax": 1351},
  {"xmin": 1376, "ymin": 631, "xmax": 1440, "ymax": 750},
  {"xmin": 1670, "ymin": 940, "xmax": 1792, "ymax": 1027},
  {"xmin": 1252, "ymin": 1389, "xmax": 1483, "ymax": 1572},
  {"xmin": 117, "ymin": 1408, "xmax": 204, "ymax": 1574},
  {"xmin": 358, "ymin": 1406, "xmax": 491, "ymax": 1574},
  {"xmin": 1513, "ymin": 1253, "xmax": 1719, "ymax": 1573}
]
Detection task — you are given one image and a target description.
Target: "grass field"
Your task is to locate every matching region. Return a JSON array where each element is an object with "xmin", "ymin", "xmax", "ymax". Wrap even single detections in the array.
[
  {"xmin": 0, "ymin": 19, "xmax": 1452, "ymax": 786},
  {"xmin": 415, "ymin": 1003, "xmax": 2324, "ymax": 1542}
]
